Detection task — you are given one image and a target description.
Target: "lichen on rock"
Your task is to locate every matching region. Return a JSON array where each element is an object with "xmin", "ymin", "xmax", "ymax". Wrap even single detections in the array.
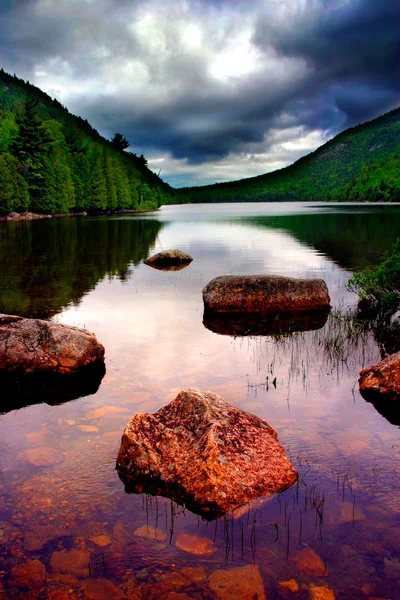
[
  {"xmin": 116, "ymin": 388, "xmax": 297, "ymax": 518},
  {"xmin": 144, "ymin": 249, "xmax": 193, "ymax": 270},
  {"xmin": 203, "ymin": 275, "xmax": 331, "ymax": 313}
]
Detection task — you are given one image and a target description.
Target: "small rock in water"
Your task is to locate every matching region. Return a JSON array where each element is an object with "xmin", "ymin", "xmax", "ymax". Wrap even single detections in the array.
[
  {"xmin": 208, "ymin": 564, "xmax": 266, "ymax": 600},
  {"xmin": 292, "ymin": 547, "xmax": 328, "ymax": 577},
  {"xmin": 18, "ymin": 447, "xmax": 62, "ymax": 467},
  {"xmin": 179, "ymin": 567, "xmax": 206, "ymax": 583},
  {"xmin": 144, "ymin": 249, "xmax": 193, "ymax": 270},
  {"xmin": 161, "ymin": 571, "xmax": 188, "ymax": 588},
  {"xmin": 308, "ymin": 585, "xmax": 336, "ymax": 600},
  {"xmin": 279, "ymin": 579, "xmax": 300, "ymax": 593},
  {"xmin": 9, "ymin": 559, "xmax": 46, "ymax": 589},
  {"xmin": 82, "ymin": 578, "xmax": 127, "ymax": 600},
  {"xmin": 50, "ymin": 549, "xmax": 90, "ymax": 577},
  {"xmin": 175, "ymin": 532, "xmax": 217, "ymax": 556},
  {"xmin": 86, "ymin": 405, "xmax": 128, "ymax": 419},
  {"xmin": 25, "ymin": 427, "xmax": 55, "ymax": 447},
  {"xmin": 78, "ymin": 425, "xmax": 99, "ymax": 433},
  {"xmin": 339, "ymin": 500, "xmax": 366, "ymax": 523},
  {"xmin": 89, "ymin": 534, "xmax": 112, "ymax": 547},
  {"xmin": 24, "ymin": 525, "xmax": 65, "ymax": 552},
  {"xmin": 134, "ymin": 525, "xmax": 166, "ymax": 542}
]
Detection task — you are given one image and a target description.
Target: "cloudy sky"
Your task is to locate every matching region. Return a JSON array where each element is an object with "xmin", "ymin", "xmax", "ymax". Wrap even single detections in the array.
[{"xmin": 1, "ymin": 0, "xmax": 399, "ymax": 187}]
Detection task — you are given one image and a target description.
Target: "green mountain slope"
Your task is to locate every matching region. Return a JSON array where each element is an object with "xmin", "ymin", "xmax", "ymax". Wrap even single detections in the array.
[
  {"xmin": 178, "ymin": 108, "xmax": 400, "ymax": 203},
  {"xmin": 0, "ymin": 69, "xmax": 176, "ymax": 215}
]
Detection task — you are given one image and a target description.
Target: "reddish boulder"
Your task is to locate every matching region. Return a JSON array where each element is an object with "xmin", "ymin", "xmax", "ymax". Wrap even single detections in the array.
[
  {"xmin": 202, "ymin": 275, "xmax": 330, "ymax": 313},
  {"xmin": 144, "ymin": 249, "xmax": 193, "ymax": 270},
  {"xmin": 0, "ymin": 314, "xmax": 104, "ymax": 375},
  {"xmin": 116, "ymin": 388, "xmax": 297, "ymax": 517},
  {"xmin": 359, "ymin": 351, "xmax": 400, "ymax": 402}
]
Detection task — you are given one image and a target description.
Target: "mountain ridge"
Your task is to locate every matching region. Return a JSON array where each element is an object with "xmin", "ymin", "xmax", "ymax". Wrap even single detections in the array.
[{"xmin": 178, "ymin": 106, "xmax": 400, "ymax": 203}]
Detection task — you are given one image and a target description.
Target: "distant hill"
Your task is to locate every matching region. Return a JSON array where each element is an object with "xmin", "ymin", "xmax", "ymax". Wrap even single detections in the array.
[
  {"xmin": 178, "ymin": 108, "xmax": 400, "ymax": 203},
  {"xmin": 0, "ymin": 69, "xmax": 176, "ymax": 215}
]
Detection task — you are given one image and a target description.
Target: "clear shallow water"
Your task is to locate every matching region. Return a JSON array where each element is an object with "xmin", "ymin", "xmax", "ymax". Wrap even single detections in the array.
[{"xmin": 0, "ymin": 202, "xmax": 400, "ymax": 599}]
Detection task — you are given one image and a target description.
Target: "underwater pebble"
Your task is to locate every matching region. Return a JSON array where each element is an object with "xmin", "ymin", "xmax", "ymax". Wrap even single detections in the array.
[
  {"xmin": 292, "ymin": 547, "xmax": 328, "ymax": 577},
  {"xmin": 208, "ymin": 564, "xmax": 266, "ymax": 600},
  {"xmin": 309, "ymin": 585, "xmax": 335, "ymax": 600},
  {"xmin": 134, "ymin": 525, "xmax": 166, "ymax": 542},
  {"xmin": 175, "ymin": 532, "xmax": 217, "ymax": 556},
  {"xmin": 279, "ymin": 579, "xmax": 300, "ymax": 593}
]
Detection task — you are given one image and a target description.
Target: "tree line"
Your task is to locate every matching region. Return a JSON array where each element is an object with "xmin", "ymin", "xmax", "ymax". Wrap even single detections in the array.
[
  {"xmin": 0, "ymin": 69, "xmax": 176, "ymax": 215},
  {"xmin": 177, "ymin": 107, "xmax": 400, "ymax": 204}
]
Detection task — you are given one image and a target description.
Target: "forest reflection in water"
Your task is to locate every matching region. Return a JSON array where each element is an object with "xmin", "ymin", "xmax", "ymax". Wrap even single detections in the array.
[{"xmin": 0, "ymin": 203, "xmax": 400, "ymax": 599}]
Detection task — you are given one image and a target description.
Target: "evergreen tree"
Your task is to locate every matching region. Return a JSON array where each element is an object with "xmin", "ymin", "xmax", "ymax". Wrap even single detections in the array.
[
  {"xmin": 11, "ymin": 95, "xmax": 48, "ymax": 204},
  {"xmin": 0, "ymin": 153, "xmax": 29, "ymax": 213},
  {"xmin": 90, "ymin": 151, "xmax": 108, "ymax": 210},
  {"xmin": 105, "ymin": 150, "xmax": 117, "ymax": 209},
  {"xmin": 111, "ymin": 133, "xmax": 129, "ymax": 151}
]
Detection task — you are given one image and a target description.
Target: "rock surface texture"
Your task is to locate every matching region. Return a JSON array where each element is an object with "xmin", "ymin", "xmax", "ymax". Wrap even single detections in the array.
[
  {"xmin": 0, "ymin": 314, "xmax": 105, "ymax": 375},
  {"xmin": 359, "ymin": 351, "xmax": 400, "ymax": 401},
  {"xmin": 144, "ymin": 249, "xmax": 193, "ymax": 269},
  {"xmin": 116, "ymin": 388, "xmax": 297, "ymax": 517},
  {"xmin": 203, "ymin": 275, "xmax": 330, "ymax": 313}
]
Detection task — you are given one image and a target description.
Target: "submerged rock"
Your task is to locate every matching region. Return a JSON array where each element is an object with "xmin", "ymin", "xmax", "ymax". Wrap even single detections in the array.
[
  {"xmin": 116, "ymin": 388, "xmax": 297, "ymax": 518},
  {"xmin": 144, "ymin": 249, "xmax": 193, "ymax": 269},
  {"xmin": 292, "ymin": 547, "xmax": 328, "ymax": 577},
  {"xmin": 359, "ymin": 351, "xmax": 400, "ymax": 401},
  {"xmin": 203, "ymin": 309, "xmax": 329, "ymax": 337},
  {"xmin": 50, "ymin": 548, "xmax": 90, "ymax": 578},
  {"xmin": 309, "ymin": 585, "xmax": 336, "ymax": 600},
  {"xmin": 209, "ymin": 564, "xmax": 266, "ymax": 600},
  {"xmin": 279, "ymin": 579, "xmax": 300, "ymax": 593},
  {"xmin": 0, "ymin": 314, "xmax": 104, "ymax": 376},
  {"xmin": 9, "ymin": 559, "xmax": 46, "ymax": 590},
  {"xmin": 203, "ymin": 275, "xmax": 331, "ymax": 313},
  {"xmin": 175, "ymin": 532, "xmax": 217, "ymax": 556}
]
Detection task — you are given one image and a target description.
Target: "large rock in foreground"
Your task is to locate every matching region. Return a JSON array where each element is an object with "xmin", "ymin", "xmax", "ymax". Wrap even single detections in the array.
[
  {"xmin": 0, "ymin": 314, "xmax": 105, "ymax": 375},
  {"xmin": 359, "ymin": 351, "xmax": 400, "ymax": 401},
  {"xmin": 203, "ymin": 275, "xmax": 330, "ymax": 313},
  {"xmin": 116, "ymin": 388, "xmax": 297, "ymax": 518},
  {"xmin": 144, "ymin": 249, "xmax": 193, "ymax": 270}
]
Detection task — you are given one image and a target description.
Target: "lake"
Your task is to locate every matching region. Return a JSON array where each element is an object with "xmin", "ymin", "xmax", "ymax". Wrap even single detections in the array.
[{"xmin": 1, "ymin": 202, "xmax": 400, "ymax": 599}]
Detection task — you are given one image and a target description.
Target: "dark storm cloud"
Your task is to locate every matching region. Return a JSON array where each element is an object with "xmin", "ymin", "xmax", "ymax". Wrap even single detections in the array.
[
  {"xmin": 254, "ymin": 0, "xmax": 400, "ymax": 126},
  {"xmin": 0, "ymin": 0, "xmax": 399, "ymax": 183}
]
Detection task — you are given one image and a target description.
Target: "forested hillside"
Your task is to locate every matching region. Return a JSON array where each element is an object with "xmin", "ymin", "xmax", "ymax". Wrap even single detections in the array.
[
  {"xmin": 0, "ymin": 69, "xmax": 176, "ymax": 215},
  {"xmin": 178, "ymin": 107, "xmax": 400, "ymax": 203}
]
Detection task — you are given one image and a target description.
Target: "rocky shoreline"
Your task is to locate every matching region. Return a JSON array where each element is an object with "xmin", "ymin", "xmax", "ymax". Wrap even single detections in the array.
[{"xmin": 0, "ymin": 208, "xmax": 154, "ymax": 223}]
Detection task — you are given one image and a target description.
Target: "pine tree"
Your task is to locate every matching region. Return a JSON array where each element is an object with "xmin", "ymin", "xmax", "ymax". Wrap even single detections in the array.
[
  {"xmin": 90, "ymin": 151, "xmax": 108, "ymax": 210},
  {"xmin": 11, "ymin": 95, "xmax": 48, "ymax": 204},
  {"xmin": 0, "ymin": 153, "xmax": 29, "ymax": 213},
  {"xmin": 111, "ymin": 133, "xmax": 129, "ymax": 151}
]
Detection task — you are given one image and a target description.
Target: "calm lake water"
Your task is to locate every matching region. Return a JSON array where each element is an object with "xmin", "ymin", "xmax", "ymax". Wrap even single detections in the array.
[{"xmin": 1, "ymin": 202, "xmax": 400, "ymax": 599}]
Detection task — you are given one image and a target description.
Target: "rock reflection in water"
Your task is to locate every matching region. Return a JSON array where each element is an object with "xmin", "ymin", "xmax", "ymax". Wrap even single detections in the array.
[
  {"xmin": 144, "ymin": 262, "xmax": 191, "ymax": 272},
  {"xmin": 359, "ymin": 387, "xmax": 400, "ymax": 426},
  {"xmin": 0, "ymin": 361, "xmax": 106, "ymax": 414},
  {"xmin": 203, "ymin": 309, "xmax": 330, "ymax": 337}
]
